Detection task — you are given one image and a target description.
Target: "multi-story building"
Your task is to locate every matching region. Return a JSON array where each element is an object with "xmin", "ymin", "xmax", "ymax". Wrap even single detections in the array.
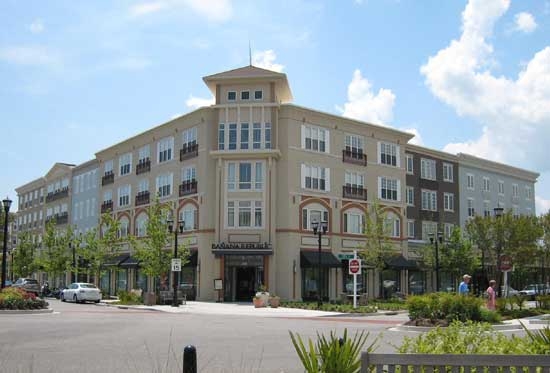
[
  {"xmin": 12, "ymin": 65, "xmax": 541, "ymax": 301},
  {"xmin": 457, "ymin": 153, "xmax": 538, "ymax": 229},
  {"xmin": 404, "ymin": 144, "xmax": 460, "ymax": 294},
  {"xmin": 44, "ymin": 163, "xmax": 74, "ymax": 231},
  {"xmin": 15, "ymin": 177, "xmax": 46, "ymax": 245},
  {"xmin": 71, "ymin": 159, "xmax": 99, "ymax": 235}
]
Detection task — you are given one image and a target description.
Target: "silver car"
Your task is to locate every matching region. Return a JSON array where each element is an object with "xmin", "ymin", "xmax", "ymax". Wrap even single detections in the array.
[{"xmin": 61, "ymin": 283, "xmax": 102, "ymax": 303}]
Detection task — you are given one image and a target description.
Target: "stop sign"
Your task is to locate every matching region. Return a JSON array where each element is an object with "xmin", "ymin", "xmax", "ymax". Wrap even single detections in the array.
[
  {"xmin": 499, "ymin": 255, "xmax": 513, "ymax": 271},
  {"xmin": 349, "ymin": 259, "xmax": 361, "ymax": 274}
]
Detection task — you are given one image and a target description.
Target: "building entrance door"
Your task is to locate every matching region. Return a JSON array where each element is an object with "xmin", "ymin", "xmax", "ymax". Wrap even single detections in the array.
[{"xmin": 235, "ymin": 267, "xmax": 256, "ymax": 301}]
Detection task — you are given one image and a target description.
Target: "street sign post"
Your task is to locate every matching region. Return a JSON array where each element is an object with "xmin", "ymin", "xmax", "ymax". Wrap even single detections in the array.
[
  {"xmin": 499, "ymin": 255, "xmax": 512, "ymax": 272},
  {"xmin": 171, "ymin": 258, "xmax": 182, "ymax": 272}
]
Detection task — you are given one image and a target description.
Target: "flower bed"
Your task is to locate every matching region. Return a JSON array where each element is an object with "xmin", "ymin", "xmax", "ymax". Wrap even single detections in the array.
[{"xmin": 0, "ymin": 287, "xmax": 49, "ymax": 310}]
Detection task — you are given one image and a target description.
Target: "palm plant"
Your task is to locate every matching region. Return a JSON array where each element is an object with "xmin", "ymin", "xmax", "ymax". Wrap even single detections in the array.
[{"xmin": 289, "ymin": 329, "xmax": 379, "ymax": 373}]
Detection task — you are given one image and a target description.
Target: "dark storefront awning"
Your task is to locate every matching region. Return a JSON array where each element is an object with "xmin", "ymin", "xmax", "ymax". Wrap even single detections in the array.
[
  {"xmin": 119, "ymin": 256, "xmax": 140, "ymax": 268},
  {"xmin": 385, "ymin": 254, "xmax": 419, "ymax": 270},
  {"xmin": 102, "ymin": 254, "xmax": 129, "ymax": 268},
  {"xmin": 300, "ymin": 251, "xmax": 342, "ymax": 268}
]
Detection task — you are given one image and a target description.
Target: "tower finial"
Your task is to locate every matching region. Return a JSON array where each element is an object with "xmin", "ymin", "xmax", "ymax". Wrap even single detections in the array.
[{"xmin": 249, "ymin": 40, "xmax": 252, "ymax": 66}]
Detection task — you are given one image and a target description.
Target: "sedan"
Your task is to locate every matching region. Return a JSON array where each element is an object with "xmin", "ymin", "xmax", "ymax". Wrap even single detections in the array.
[
  {"xmin": 519, "ymin": 284, "xmax": 548, "ymax": 301},
  {"xmin": 61, "ymin": 283, "xmax": 102, "ymax": 303}
]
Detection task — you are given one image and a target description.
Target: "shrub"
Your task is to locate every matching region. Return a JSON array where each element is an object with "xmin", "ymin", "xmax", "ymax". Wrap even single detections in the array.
[
  {"xmin": 117, "ymin": 290, "xmax": 142, "ymax": 305},
  {"xmin": 397, "ymin": 321, "xmax": 532, "ymax": 354},
  {"xmin": 536, "ymin": 295, "xmax": 550, "ymax": 310},
  {"xmin": 0, "ymin": 288, "xmax": 48, "ymax": 310},
  {"xmin": 289, "ymin": 329, "xmax": 379, "ymax": 373},
  {"xmin": 406, "ymin": 293, "xmax": 484, "ymax": 322}
]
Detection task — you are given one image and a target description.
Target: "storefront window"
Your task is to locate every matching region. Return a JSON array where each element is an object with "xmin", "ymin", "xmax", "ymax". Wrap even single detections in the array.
[
  {"xmin": 342, "ymin": 264, "xmax": 367, "ymax": 294},
  {"xmin": 408, "ymin": 270, "xmax": 425, "ymax": 295},
  {"xmin": 117, "ymin": 269, "xmax": 127, "ymax": 293},
  {"xmin": 301, "ymin": 267, "xmax": 328, "ymax": 301},
  {"xmin": 381, "ymin": 269, "xmax": 399, "ymax": 299},
  {"xmin": 135, "ymin": 269, "xmax": 148, "ymax": 292},
  {"xmin": 100, "ymin": 271, "xmax": 110, "ymax": 295}
]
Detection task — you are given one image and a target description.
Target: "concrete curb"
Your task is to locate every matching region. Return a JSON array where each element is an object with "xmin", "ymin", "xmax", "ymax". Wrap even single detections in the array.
[
  {"xmin": 0, "ymin": 308, "xmax": 54, "ymax": 315},
  {"xmin": 392, "ymin": 321, "xmax": 524, "ymax": 333},
  {"xmin": 96, "ymin": 302, "xmax": 162, "ymax": 312}
]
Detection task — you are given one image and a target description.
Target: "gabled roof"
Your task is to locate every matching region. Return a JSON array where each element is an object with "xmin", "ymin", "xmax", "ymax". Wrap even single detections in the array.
[
  {"xmin": 203, "ymin": 65, "xmax": 293, "ymax": 103},
  {"xmin": 44, "ymin": 162, "xmax": 75, "ymax": 180}
]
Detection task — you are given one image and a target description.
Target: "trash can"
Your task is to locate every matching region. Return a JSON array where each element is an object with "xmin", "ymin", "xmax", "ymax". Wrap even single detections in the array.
[{"xmin": 144, "ymin": 292, "xmax": 156, "ymax": 306}]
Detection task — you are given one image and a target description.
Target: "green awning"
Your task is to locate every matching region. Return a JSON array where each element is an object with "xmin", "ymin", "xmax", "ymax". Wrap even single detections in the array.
[
  {"xmin": 300, "ymin": 251, "xmax": 341, "ymax": 268},
  {"xmin": 385, "ymin": 254, "xmax": 418, "ymax": 270}
]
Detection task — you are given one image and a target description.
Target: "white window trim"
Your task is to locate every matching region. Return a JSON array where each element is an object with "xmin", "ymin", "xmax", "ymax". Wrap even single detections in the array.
[
  {"xmin": 301, "ymin": 124, "xmax": 330, "ymax": 154},
  {"xmin": 467, "ymin": 173, "xmax": 475, "ymax": 190},
  {"xmin": 343, "ymin": 209, "xmax": 364, "ymax": 235},
  {"xmin": 443, "ymin": 192, "xmax": 454, "ymax": 212},
  {"xmin": 378, "ymin": 176, "xmax": 401, "ymax": 202},
  {"xmin": 227, "ymin": 91, "xmax": 236, "ymax": 101},
  {"xmin": 301, "ymin": 164, "xmax": 331, "ymax": 192},
  {"xmin": 405, "ymin": 154, "xmax": 414, "ymax": 174},
  {"xmin": 443, "ymin": 163, "xmax": 454, "ymax": 182},
  {"xmin": 225, "ymin": 199, "xmax": 264, "ymax": 229},
  {"xmin": 420, "ymin": 158, "xmax": 436, "ymax": 181}
]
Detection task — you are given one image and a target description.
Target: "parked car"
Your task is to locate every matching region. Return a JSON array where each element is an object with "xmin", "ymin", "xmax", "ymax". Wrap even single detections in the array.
[
  {"xmin": 519, "ymin": 284, "xmax": 549, "ymax": 300},
  {"xmin": 61, "ymin": 283, "xmax": 102, "ymax": 303},
  {"xmin": 500, "ymin": 286, "xmax": 519, "ymax": 297},
  {"xmin": 12, "ymin": 278, "xmax": 40, "ymax": 296},
  {"xmin": 4, "ymin": 280, "xmax": 13, "ymax": 287}
]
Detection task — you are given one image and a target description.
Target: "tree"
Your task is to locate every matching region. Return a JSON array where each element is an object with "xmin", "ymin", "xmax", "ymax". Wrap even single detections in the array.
[
  {"xmin": 38, "ymin": 220, "xmax": 72, "ymax": 285},
  {"xmin": 132, "ymin": 198, "xmax": 190, "ymax": 293},
  {"xmin": 540, "ymin": 212, "xmax": 550, "ymax": 285},
  {"xmin": 12, "ymin": 231, "xmax": 39, "ymax": 278},
  {"xmin": 438, "ymin": 227, "xmax": 478, "ymax": 284},
  {"xmin": 360, "ymin": 199, "xmax": 397, "ymax": 298}
]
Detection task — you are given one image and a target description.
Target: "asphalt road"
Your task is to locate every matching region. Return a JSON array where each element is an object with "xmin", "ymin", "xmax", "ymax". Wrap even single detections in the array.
[{"xmin": 0, "ymin": 299, "xmax": 409, "ymax": 373}]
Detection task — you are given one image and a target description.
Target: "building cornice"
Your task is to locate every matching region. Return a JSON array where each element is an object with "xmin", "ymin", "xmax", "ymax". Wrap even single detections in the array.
[
  {"xmin": 457, "ymin": 153, "xmax": 539, "ymax": 182},
  {"xmin": 15, "ymin": 177, "xmax": 46, "ymax": 193},
  {"xmin": 209, "ymin": 149, "xmax": 281, "ymax": 160},
  {"xmin": 405, "ymin": 144, "xmax": 458, "ymax": 163}
]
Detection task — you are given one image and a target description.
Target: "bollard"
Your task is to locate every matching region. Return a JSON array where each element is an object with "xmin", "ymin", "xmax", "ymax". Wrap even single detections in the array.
[{"xmin": 183, "ymin": 345, "xmax": 197, "ymax": 373}]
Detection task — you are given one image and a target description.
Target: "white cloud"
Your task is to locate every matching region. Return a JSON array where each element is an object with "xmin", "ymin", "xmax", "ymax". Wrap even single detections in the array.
[
  {"xmin": 0, "ymin": 46, "xmax": 59, "ymax": 67},
  {"xmin": 252, "ymin": 50, "xmax": 284, "ymax": 72},
  {"xmin": 421, "ymin": 0, "xmax": 550, "ymax": 176},
  {"xmin": 337, "ymin": 69, "xmax": 395, "ymax": 126},
  {"xmin": 185, "ymin": 95, "xmax": 214, "ymax": 110},
  {"xmin": 514, "ymin": 12, "xmax": 537, "ymax": 33},
  {"xmin": 536, "ymin": 196, "xmax": 550, "ymax": 216},
  {"xmin": 401, "ymin": 128, "xmax": 424, "ymax": 146},
  {"xmin": 29, "ymin": 19, "xmax": 44, "ymax": 34},
  {"xmin": 130, "ymin": 0, "xmax": 232, "ymax": 22}
]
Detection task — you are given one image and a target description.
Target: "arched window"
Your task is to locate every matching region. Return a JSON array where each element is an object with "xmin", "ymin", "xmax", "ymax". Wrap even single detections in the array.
[
  {"xmin": 343, "ymin": 207, "xmax": 365, "ymax": 234},
  {"xmin": 118, "ymin": 216, "xmax": 129, "ymax": 238},
  {"xmin": 135, "ymin": 213, "xmax": 148, "ymax": 237},
  {"xmin": 179, "ymin": 204, "xmax": 197, "ymax": 231},
  {"xmin": 384, "ymin": 211, "xmax": 400, "ymax": 238},
  {"xmin": 301, "ymin": 202, "xmax": 329, "ymax": 231}
]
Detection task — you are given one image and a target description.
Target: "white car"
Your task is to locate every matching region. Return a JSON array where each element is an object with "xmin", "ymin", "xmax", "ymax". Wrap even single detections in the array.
[{"xmin": 61, "ymin": 283, "xmax": 102, "ymax": 303}]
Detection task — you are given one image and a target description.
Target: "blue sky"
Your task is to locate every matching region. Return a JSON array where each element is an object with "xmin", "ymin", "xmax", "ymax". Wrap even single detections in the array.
[{"xmin": 1, "ymin": 0, "xmax": 549, "ymax": 214}]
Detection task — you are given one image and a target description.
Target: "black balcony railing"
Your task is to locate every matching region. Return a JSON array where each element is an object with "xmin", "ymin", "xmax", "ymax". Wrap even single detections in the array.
[
  {"xmin": 102, "ymin": 171, "xmax": 114, "ymax": 186},
  {"xmin": 45, "ymin": 187, "xmax": 69, "ymax": 203},
  {"xmin": 101, "ymin": 200, "xmax": 113, "ymax": 213},
  {"xmin": 342, "ymin": 185, "xmax": 368, "ymax": 200},
  {"xmin": 342, "ymin": 149, "xmax": 367, "ymax": 166},
  {"xmin": 180, "ymin": 143, "xmax": 198, "ymax": 162},
  {"xmin": 135, "ymin": 191, "xmax": 150, "ymax": 206},
  {"xmin": 136, "ymin": 158, "xmax": 151, "ymax": 175},
  {"xmin": 46, "ymin": 212, "xmax": 68, "ymax": 225},
  {"xmin": 179, "ymin": 180, "xmax": 198, "ymax": 197}
]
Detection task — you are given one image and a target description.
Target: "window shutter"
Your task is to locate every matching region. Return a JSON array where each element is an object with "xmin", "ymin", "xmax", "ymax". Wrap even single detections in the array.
[
  {"xmin": 301, "ymin": 164, "xmax": 306, "ymax": 188},
  {"xmin": 396, "ymin": 179, "xmax": 401, "ymax": 202},
  {"xmin": 325, "ymin": 168, "xmax": 330, "ymax": 192},
  {"xmin": 194, "ymin": 209, "xmax": 198, "ymax": 230},
  {"xmin": 377, "ymin": 177, "xmax": 382, "ymax": 199},
  {"xmin": 343, "ymin": 213, "xmax": 348, "ymax": 233},
  {"xmin": 325, "ymin": 129, "xmax": 330, "ymax": 154},
  {"xmin": 377, "ymin": 142, "xmax": 381, "ymax": 164},
  {"xmin": 396, "ymin": 145, "xmax": 401, "ymax": 168},
  {"xmin": 301, "ymin": 125, "xmax": 306, "ymax": 149},
  {"xmin": 302, "ymin": 209, "xmax": 307, "ymax": 230}
]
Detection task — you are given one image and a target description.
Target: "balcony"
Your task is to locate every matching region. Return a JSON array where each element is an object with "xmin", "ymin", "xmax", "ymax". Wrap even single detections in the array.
[
  {"xmin": 136, "ymin": 158, "xmax": 151, "ymax": 175},
  {"xmin": 342, "ymin": 149, "xmax": 367, "ymax": 166},
  {"xmin": 135, "ymin": 191, "xmax": 150, "ymax": 206},
  {"xmin": 180, "ymin": 143, "xmax": 198, "ymax": 162},
  {"xmin": 45, "ymin": 187, "xmax": 69, "ymax": 203},
  {"xmin": 179, "ymin": 180, "xmax": 198, "ymax": 197},
  {"xmin": 342, "ymin": 185, "xmax": 368, "ymax": 201},
  {"xmin": 46, "ymin": 212, "xmax": 68, "ymax": 225},
  {"xmin": 102, "ymin": 171, "xmax": 114, "ymax": 186},
  {"xmin": 101, "ymin": 200, "xmax": 113, "ymax": 213}
]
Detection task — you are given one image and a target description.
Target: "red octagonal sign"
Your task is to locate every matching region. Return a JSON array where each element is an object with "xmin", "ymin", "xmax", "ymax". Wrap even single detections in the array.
[
  {"xmin": 499, "ymin": 255, "xmax": 512, "ymax": 271},
  {"xmin": 349, "ymin": 259, "xmax": 361, "ymax": 274}
]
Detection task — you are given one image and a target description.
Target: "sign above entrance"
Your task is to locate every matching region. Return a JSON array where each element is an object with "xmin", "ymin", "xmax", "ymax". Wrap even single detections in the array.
[{"xmin": 338, "ymin": 253, "xmax": 355, "ymax": 260}]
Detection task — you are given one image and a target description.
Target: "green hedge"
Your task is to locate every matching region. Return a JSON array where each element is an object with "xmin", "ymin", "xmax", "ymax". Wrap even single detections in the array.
[{"xmin": 406, "ymin": 293, "xmax": 495, "ymax": 323}]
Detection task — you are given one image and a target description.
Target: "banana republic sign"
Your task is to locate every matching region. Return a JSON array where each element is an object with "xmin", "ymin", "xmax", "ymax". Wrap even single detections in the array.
[{"xmin": 211, "ymin": 242, "xmax": 273, "ymax": 256}]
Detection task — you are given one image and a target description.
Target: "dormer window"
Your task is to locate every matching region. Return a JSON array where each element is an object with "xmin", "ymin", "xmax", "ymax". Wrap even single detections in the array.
[
  {"xmin": 254, "ymin": 90, "xmax": 263, "ymax": 100},
  {"xmin": 227, "ymin": 91, "xmax": 236, "ymax": 101},
  {"xmin": 241, "ymin": 91, "xmax": 250, "ymax": 100}
]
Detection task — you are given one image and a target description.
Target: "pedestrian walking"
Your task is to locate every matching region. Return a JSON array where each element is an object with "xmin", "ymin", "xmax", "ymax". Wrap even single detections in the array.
[
  {"xmin": 458, "ymin": 274, "xmax": 471, "ymax": 295},
  {"xmin": 486, "ymin": 279, "xmax": 497, "ymax": 310}
]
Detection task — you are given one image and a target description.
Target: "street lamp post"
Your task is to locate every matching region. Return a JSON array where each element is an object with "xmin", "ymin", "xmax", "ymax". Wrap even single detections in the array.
[
  {"xmin": 494, "ymin": 207, "xmax": 504, "ymax": 297},
  {"xmin": 1, "ymin": 197, "xmax": 12, "ymax": 289},
  {"xmin": 429, "ymin": 231, "xmax": 443, "ymax": 292},
  {"xmin": 311, "ymin": 220, "xmax": 328, "ymax": 309},
  {"xmin": 167, "ymin": 218, "xmax": 184, "ymax": 308}
]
